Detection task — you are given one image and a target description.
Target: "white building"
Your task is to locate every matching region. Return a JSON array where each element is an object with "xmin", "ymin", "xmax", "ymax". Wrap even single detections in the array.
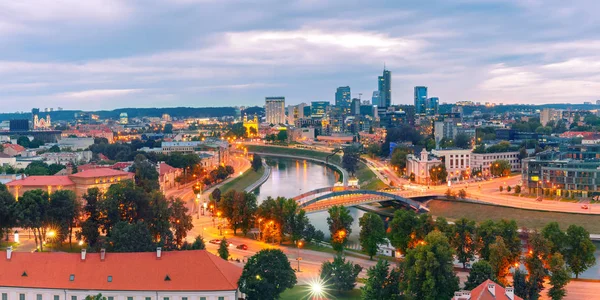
[
  {"xmin": 41, "ymin": 151, "xmax": 93, "ymax": 165},
  {"xmin": 58, "ymin": 138, "xmax": 95, "ymax": 151},
  {"xmin": 265, "ymin": 97, "xmax": 285, "ymax": 125},
  {"xmin": 471, "ymin": 151, "xmax": 521, "ymax": 175},
  {"xmin": 0, "ymin": 248, "xmax": 242, "ymax": 300},
  {"xmin": 287, "ymin": 103, "xmax": 307, "ymax": 126},
  {"xmin": 406, "ymin": 149, "xmax": 442, "ymax": 184},
  {"xmin": 431, "ymin": 149, "xmax": 472, "ymax": 180}
]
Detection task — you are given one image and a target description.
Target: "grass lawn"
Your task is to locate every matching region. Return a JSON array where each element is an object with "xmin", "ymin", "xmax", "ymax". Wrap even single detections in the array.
[
  {"xmin": 280, "ymin": 286, "xmax": 362, "ymax": 300},
  {"xmin": 220, "ymin": 167, "xmax": 265, "ymax": 193},
  {"xmin": 0, "ymin": 241, "xmax": 18, "ymax": 250},
  {"xmin": 356, "ymin": 161, "xmax": 387, "ymax": 190},
  {"xmin": 428, "ymin": 199, "xmax": 600, "ymax": 233}
]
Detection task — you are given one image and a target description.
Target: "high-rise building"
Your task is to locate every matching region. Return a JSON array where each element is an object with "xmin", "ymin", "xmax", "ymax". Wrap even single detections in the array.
[
  {"xmin": 265, "ymin": 97, "xmax": 286, "ymax": 125},
  {"xmin": 311, "ymin": 101, "xmax": 330, "ymax": 118},
  {"xmin": 414, "ymin": 86, "xmax": 427, "ymax": 114},
  {"xmin": 426, "ymin": 97, "xmax": 439, "ymax": 116},
  {"xmin": 351, "ymin": 98, "xmax": 361, "ymax": 116},
  {"xmin": 378, "ymin": 69, "xmax": 392, "ymax": 107},
  {"xmin": 335, "ymin": 86, "xmax": 352, "ymax": 113},
  {"xmin": 371, "ymin": 91, "xmax": 380, "ymax": 106},
  {"xmin": 287, "ymin": 103, "xmax": 307, "ymax": 125}
]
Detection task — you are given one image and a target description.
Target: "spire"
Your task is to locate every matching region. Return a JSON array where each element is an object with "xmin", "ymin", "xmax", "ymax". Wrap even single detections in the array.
[{"xmin": 383, "ymin": 62, "xmax": 386, "ymax": 71}]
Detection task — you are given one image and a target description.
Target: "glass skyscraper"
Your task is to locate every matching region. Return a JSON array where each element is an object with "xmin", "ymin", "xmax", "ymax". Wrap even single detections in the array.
[
  {"xmin": 335, "ymin": 86, "xmax": 351, "ymax": 113},
  {"xmin": 414, "ymin": 86, "xmax": 427, "ymax": 115},
  {"xmin": 426, "ymin": 97, "xmax": 439, "ymax": 116},
  {"xmin": 265, "ymin": 97, "xmax": 286, "ymax": 125},
  {"xmin": 311, "ymin": 101, "xmax": 330, "ymax": 118},
  {"xmin": 378, "ymin": 69, "xmax": 391, "ymax": 108}
]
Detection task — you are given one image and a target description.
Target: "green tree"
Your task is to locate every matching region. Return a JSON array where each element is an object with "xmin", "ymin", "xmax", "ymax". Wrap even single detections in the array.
[
  {"xmin": 455, "ymin": 133, "xmax": 472, "ymax": 149},
  {"xmin": 163, "ymin": 123, "xmax": 173, "ymax": 134},
  {"xmin": 220, "ymin": 190, "xmax": 257, "ymax": 235},
  {"xmin": 320, "ymin": 255, "xmax": 363, "ymax": 294},
  {"xmin": 169, "ymin": 198, "xmax": 193, "ymax": 247},
  {"xmin": 401, "ymin": 231, "xmax": 459, "ymax": 300},
  {"xmin": 80, "ymin": 188, "xmax": 102, "ymax": 248},
  {"xmin": 564, "ymin": 225, "xmax": 596, "ymax": 279},
  {"xmin": 0, "ymin": 190, "xmax": 18, "ymax": 241},
  {"xmin": 497, "ymin": 219, "xmax": 522, "ymax": 264},
  {"xmin": 48, "ymin": 145, "xmax": 61, "ymax": 153},
  {"xmin": 366, "ymin": 143, "xmax": 381, "ymax": 158},
  {"xmin": 108, "ymin": 221, "xmax": 155, "ymax": 252},
  {"xmin": 513, "ymin": 269, "xmax": 528, "ymax": 299},
  {"xmin": 218, "ymin": 238, "xmax": 229, "ymax": 260},
  {"xmin": 47, "ymin": 190, "xmax": 80, "ymax": 247},
  {"xmin": 476, "ymin": 220, "xmax": 499, "ymax": 261},
  {"xmin": 548, "ymin": 253, "xmax": 570, "ymax": 300},
  {"xmin": 525, "ymin": 232, "xmax": 550, "ymax": 300},
  {"xmin": 285, "ymin": 205, "xmax": 308, "ymax": 244},
  {"xmin": 84, "ymin": 294, "xmax": 106, "ymax": 300},
  {"xmin": 388, "ymin": 209, "xmax": 420, "ymax": 253},
  {"xmin": 358, "ymin": 212, "xmax": 386, "ymax": 259},
  {"xmin": 181, "ymin": 235, "xmax": 206, "ymax": 250},
  {"xmin": 130, "ymin": 154, "xmax": 160, "ymax": 192},
  {"xmin": 238, "ymin": 249, "xmax": 297, "ymax": 300},
  {"xmin": 458, "ymin": 189, "xmax": 467, "ymax": 199},
  {"xmin": 434, "ymin": 216, "xmax": 452, "ymax": 238},
  {"xmin": 429, "ymin": 164, "xmax": 447, "ymax": 184},
  {"xmin": 342, "ymin": 146, "xmax": 360, "ymax": 176},
  {"xmin": 327, "ymin": 205, "xmax": 354, "ymax": 253},
  {"xmin": 490, "ymin": 160, "xmax": 511, "ymax": 177},
  {"xmin": 251, "ymin": 154, "xmax": 262, "ymax": 171},
  {"xmin": 390, "ymin": 146, "xmax": 411, "ymax": 172},
  {"xmin": 489, "ymin": 236, "xmax": 512, "ymax": 287},
  {"xmin": 542, "ymin": 222, "xmax": 567, "ymax": 254},
  {"xmin": 450, "ymin": 218, "xmax": 476, "ymax": 268},
  {"xmin": 464, "ymin": 260, "xmax": 496, "ymax": 290},
  {"xmin": 17, "ymin": 190, "xmax": 49, "ymax": 251},
  {"xmin": 361, "ymin": 259, "xmax": 400, "ymax": 300}
]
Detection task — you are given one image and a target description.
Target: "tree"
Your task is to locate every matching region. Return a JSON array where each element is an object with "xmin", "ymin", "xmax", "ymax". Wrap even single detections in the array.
[
  {"xmin": 285, "ymin": 206, "xmax": 308, "ymax": 244},
  {"xmin": 251, "ymin": 154, "xmax": 262, "ymax": 171},
  {"xmin": 320, "ymin": 255, "xmax": 363, "ymax": 294},
  {"xmin": 388, "ymin": 209, "xmax": 420, "ymax": 253},
  {"xmin": 218, "ymin": 238, "xmax": 229, "ymax": 260},
  {"xmin": 542, "ymin": 222, "xmax": 567, "ymax": 254},
  {"xmin": 401, "ymin": 231, "xmax": 459, "ymax": 300},
  {"xmin": 366, "ymin": 143, "xmax": 381, "ymax": 158},
  {"xmin": 130, "ymin": 154, "xmax": 160, "ymax": 192},
  {"xmin": 108, "ymin": 221, "xmax": 155, "ymax": 252},
  {"xmin": 17, "ymin": 190, "xmax": 49, "ymax": 251},
  {"xmin": 47, "ymin": 190, "xmax": 80, "ymax": 247},
  {"xmin": 361, "ymin": 259, "xmax": 400, "ymax": 300},
  {"xmin": 358, "ymin": 213, "xmax": 386, "ymax": 259},
  {"xmin": 490, "ymin": 160, "xmax": 511, "ymax": 177},
  {"xmin": 548, "ymin": 253, "xmax": 570, "ymax": 300},
  {"xmin": 476, "ymin": 220, "xmax": 498, "ymax": 261},
  {"xmin": 220, "ymin": 190, "xmax": 257, "ymax": 235},
  {"xmin": 181, "ymin": 235, "xmax": 206, "ymax": 250},
  {"xmin": 513, "ymin": 269, "xmax": 528, "ymax": 299},
  {"xmin": 276, "ymin": 129, "xmax": 288, "ymax": 141},
  {"xmin": 429, "ymin": 164, "xmax": 447, "ymax": 184},
  {"xmin": 327, "ymin": 205, "xmax": 353, "ymax": 253},
  {"xmin": 0, "ymin": 190, "xmax": 17, "ymax": 241},
  {"xmin": 163, "ymin": 123, "xmax": 173, "ymax": 134},
  {"xmin": 497, "ymin": 219, "xmax": 522, "ymax": 264},
  {"xmin": 390, "ymin": 146, "xmax": 411, "ymax": 172},
  {"xmin": 80, "ymin": 188, "xmax": 102, "ymax": 248},
  {"xmin": 450, "ymin": 218, "xmax": 476, "ymax": 268},
  {"xmin": 525, "ymin": 232, "xmax": 550, "ymax": 300},
  {"xmin": 169, "ymin": 198, "xmax": 193, "ymax": 247},
  {"xmin": 465, "ymin": 260, "xmax": 496, "ymax": 290},
  {"xmin": 342, "ymin": 146, "xmax": 360, "ymax": 176},
  {"xmin": 455, "ymin": 133, "xmax": 472, "ymax": 149},
  {"xmin": 314, "ymin": 230, "xmax": 325, "ymax": 244},
  {"xmin": 239, "ymin": 249, "xmax": 297, "ymax": 300},
  {"xmin": 211, "ymin": 188, "xmax": 222, "ymax": 203},
  {"xmin": 84, "ymin": 294, "xmax": 106, "ymax": 300},
  {"xmin": 48, "ymin": 145, "xmax": 61, "ymax": 153},
  {"xmin": 564, "ymin": 225, "xmax": 596, "ymax": 279},
  {"xmin": 489, "ymin": 236, "xmax": 512, "ymax": 286},
  {"xmin": 458, "ymin": 189, "xmax": 467, "ymax": 199},
  {"xmin": 515, "ymin": 185, "xmax": 522, "ymax": 193},
  {"xmin": 303, "ymin": 223, "xmax": 316, "ymax": 243}
]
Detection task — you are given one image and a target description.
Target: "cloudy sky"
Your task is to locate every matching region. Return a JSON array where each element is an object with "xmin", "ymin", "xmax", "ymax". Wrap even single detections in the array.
[{"xmin": 0, "ymin": 0, "xmax": 599, "ymax": 112}]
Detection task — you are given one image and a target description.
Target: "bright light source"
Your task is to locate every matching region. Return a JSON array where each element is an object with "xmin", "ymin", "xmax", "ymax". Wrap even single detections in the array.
[
  {"xmin": 307, "ymin": 277, "xmax": 329, "ymax": 299},
  {"xmin": 78, "ymin": 240, "xmax": 84, "ymax": 246},
  {"xmin": 47, "ymin": 230, "xmax": 56, "ymax": 238}
]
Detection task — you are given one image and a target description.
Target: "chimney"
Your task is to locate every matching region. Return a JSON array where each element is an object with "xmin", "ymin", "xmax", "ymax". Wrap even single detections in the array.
[
  {"xmin": 81, "ymin": 249, "xmax": 87, "ymax": 261},
  {"xmin": 6, "ymin": 246, "xmax": 12, "ymax": 260},
  {"xmin": 505, "ymin": 287, "xmax": 515, "ymax": 300},
  {"xmin": 100, "ymin": 249, "xmax": 106, "ymax": 261},
  {"xmin": 156, "ymin": 247, "xmax": 162, "ymax": 259},
  {"xmin": 487, "ymin": 282, "xmax": 496, "ymax": 297}
]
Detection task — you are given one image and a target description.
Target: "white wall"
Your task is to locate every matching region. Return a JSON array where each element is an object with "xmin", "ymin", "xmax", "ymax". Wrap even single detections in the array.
[{"xmin": 0, "ymin": 287, "xmax": 236, "ymax": 300}]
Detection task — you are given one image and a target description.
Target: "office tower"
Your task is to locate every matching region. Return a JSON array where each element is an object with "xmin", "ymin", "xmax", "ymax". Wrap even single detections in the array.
[
  {"xmin": 378, "ymin": 69, "xmax": 392, "ymax": 108},
  {"xmin": 287, "ymin": 103, "xmax": 307, "ymax": 125},
  {"xmin": 371, "ymin": 91, "xmax": 380, "ymax": 106},
  {"xmin": 426, "ymin": 97, "xmax": 439, "ymax": 116},
  {"xmin": 351, "ymin": 98, "xmax": 361, "ymax": 115},
  {"xmin": 265, "ymin": 97, "xmax": 286, "ymax": 125},
  {"xmin": 311, "ymin": 101, "xmax": 330, "ymax": 118},
  {"xmin": 414, "ymin": 86, "xmax": 427, "ymax": 114},
  {"xmin": 335, "ymin": 86, "xmax": 352, "ymax": 113}
]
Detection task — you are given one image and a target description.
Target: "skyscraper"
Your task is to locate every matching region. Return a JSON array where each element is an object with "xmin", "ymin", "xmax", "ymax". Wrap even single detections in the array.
[
  {"xmin": 371, "ymin": 91, "xmax": 380, "ymax": 106},
  {"xmin": 414, "ymin": 86, "xmax": 427, "ymax": 115},
  {"xmin": 335, "ymin": 86, "xmax": 352, "ymax": 113},
  {"xmin": 378, "ymin": 69, "xmax": 392, "ymax": 108},
  {"xmin": 265, "ymin": 97, "xmax": 285, "ymax": 125},
  {"xmin": 311, "ymin": 101, "xmax": 330, "ymax": 118},
  {"xmin": 426, "ymin": 97, "xmax": 439, "ymax": 116}
]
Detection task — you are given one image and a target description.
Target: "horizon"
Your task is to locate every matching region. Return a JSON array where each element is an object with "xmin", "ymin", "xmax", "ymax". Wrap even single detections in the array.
[{"xmin": 0, "ymin": 1, "xmax": 599, "ymax": 110}]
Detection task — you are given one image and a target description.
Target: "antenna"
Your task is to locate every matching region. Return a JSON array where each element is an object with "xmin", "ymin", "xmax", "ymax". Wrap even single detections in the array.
[{"xmin": 358, "ymin": 93, "xmax": 362, "ymax": 100}]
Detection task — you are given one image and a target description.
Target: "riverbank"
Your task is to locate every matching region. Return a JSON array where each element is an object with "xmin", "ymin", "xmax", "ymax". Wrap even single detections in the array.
[
  {"xmin": 246, "ymin": 145, "xmax": 385, "ymax": 190},
  {"xmin": 220, "ymin": 165, "xmax": 266, "ymax": 194},
  {"xmin": 244, "ymin": 159, "xmax": 271, "ymax": 192},
  {"xmin": 428, "ymin": 199, "xmax": 600, "ymax": 233}
]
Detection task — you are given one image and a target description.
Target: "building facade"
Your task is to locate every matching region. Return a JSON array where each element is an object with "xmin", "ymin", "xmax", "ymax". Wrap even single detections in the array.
[
  {"xmin": 286, "ymin": 103, "xmax": 307, "ymax": 126},
  {"xmin": 414, "ymin": 86, "xmax": 427, "ymax": 115},
  {"xmin": 378, "ymin": 69, "xmax": 392, "ymax": 108},
  {"xmin": 310, "ymin": 101, "xmax": 330, "ymax": 119},
  {"xmin": 471, "ymin": 151, "xmax": 521, "ymax": 175},
  {"xmin": 432, "ymin": 149, "xmax": 472, "ymax": 180},
  {"xmin": 265, "ymin": 97, "xmax": 285, "ymax": 125},
  {"xmin": 426, "ymin": 97, "xmax": 439, "ymax": 116},
  {"xmin": 335, "ymin": 86, "xmax": 351, "ymax": 113},
  {"xmin": 0, "ymin": 249, "xmax": 241, "ymax": 300},
  {"xmin": 406, "ymin": 149, "xmax": 442, "ymax": 184}
]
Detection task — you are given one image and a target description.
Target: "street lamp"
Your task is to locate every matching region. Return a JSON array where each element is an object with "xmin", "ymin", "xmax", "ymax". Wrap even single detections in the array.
[{"xmin": 296, "ymin": 241, "xmax": 303, "ymax": 272}]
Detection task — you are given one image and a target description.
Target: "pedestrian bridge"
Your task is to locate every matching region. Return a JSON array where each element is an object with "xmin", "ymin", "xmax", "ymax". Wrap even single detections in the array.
[{"xmin": 295, "ymin": 187, "xmax": 431, "ymax": 213}]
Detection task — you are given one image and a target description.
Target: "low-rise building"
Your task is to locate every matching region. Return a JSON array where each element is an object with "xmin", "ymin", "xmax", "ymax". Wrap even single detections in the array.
[
  {"xmin": 0, "ymin": 248, "xmax": 242, "ymax": 300},
  {"xmin": 41, "ymin": 151, "xmax": 93, "ymax": 165},
  {"xmin": 471, "ymin": 151, "xmax": 521, "ymax": 175},
  {"xmin": 5, "ymin": 168, "xmax": 134, "ymax": 200},
  {"xmin": 431, "ymin": 149, "xmax": 472, "ymax": 180},
  {"xmin": 158, "ymin": 162, "xmax": 182, "ymax": 192},
  {"xmin": 406, "ymin": 149, "xmax": 443, "ymax": 184},
  {"xmin": 2, "ymin": 144, "xmax": 26, "ymax": 157},
  {"xmin": 0, "ymin": 153, "xmax": 16, "ymax": 167},
  {"xmin": 58, "ymin": 138, "xmax": 95, "ymax": 151},
  {"xmin": 453, "ymin": 279, "xmax": 521, "ymax": 300}
]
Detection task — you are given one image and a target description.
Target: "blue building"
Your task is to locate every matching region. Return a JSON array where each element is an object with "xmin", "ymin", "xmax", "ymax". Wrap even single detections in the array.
[
  {"xmin": 426, "ymin": 97, "xmax": 439, "ymax": 116},
  {"xmin": 311, "ymin": 101, "xmax": 330, "ymax": 118},
  {"xmin": 414, "ymin": 86, "xmax": 427, "ymax": 115},
  {"xmin": 335, "ymin": 86, "xmax": 352, "ymax": 113},
  {"xmin": 378, "ymin": 69, "xmax": 392, "ymax": 108}
]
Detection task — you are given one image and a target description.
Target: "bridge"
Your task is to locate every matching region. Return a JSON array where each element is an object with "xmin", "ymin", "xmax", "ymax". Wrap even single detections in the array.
[{"xmin": 295, "ymin": 187, "xmax": 432, "ymax": 213}]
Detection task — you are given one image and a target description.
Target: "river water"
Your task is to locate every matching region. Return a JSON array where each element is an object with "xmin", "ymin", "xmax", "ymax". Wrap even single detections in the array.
[{"xmin": 254, "ymin": 157, "xmax": 600, "ymax": 279}]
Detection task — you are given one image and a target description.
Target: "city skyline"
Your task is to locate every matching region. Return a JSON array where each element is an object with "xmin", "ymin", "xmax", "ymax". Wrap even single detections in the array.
[{"xmin": 0, "ymin": 1, "xmax": 599, "ymax": 111}]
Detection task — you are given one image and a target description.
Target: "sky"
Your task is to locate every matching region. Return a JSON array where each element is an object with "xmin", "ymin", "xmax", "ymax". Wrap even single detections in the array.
[{"xmin": 0, "ymin": 0, "xmax": 599, "ymax": 112}]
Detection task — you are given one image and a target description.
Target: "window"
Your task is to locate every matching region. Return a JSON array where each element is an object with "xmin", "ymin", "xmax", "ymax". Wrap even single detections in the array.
[
  {"xmin": 54, "ymin": 296, "xmax": 59, "ymax": 300},
  {"xmin": 200, "ymin": 298, "xmax": 207, "ymax": 300},
  {"xmin": 71, "ymin": 297, "xmax": 77, "ymax": 300},
  {"xmin": 127, "ymin": 297, "xmax": 133, "ymax": 300},
  {"xmin": 164, "ymin": 298, "xmax": 170, "ymax": 300},
  {"xmin": 218, "ymin": 297, "xmax": 225, "ymax": 300},
  {"xmin": 107, "ymin": 276, "xmax": 113, "ymax": 282},
  {"xmin": 37, "ymin": 295, "xmax": 42, "ymax": 300},
  {"xmin": 182, "ymin": 298, "xmax": 188, "ymax": 300},
  {"xmin": 19, "ymin": 294, "xmax": 25, "ymax": 300},
  {"xmin": 69, "ymin": 274, "xmax": 75, "ymax": 281},
  {"xmin": 108, "ymin": 297, "xmax": 114, "ymax": 300},
  {"xmin": 145, "ymin": 298, "xmax": 151, "ymax": 300},
  {"xmin": 2, "ymin": 293, "xmax": 7, "ymax": 300}
]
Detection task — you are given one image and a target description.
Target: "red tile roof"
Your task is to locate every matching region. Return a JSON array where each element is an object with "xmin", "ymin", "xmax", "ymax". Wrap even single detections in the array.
[
  {"xmin": 3, "ymin": 144, "xmax": 25, "ymax": 152},
  {"xmin": 158, "ymin": 162, "xmax": 181, "ymax": 176},
  {"xmin": 5, "ymin": 176, "xmax": 75, "ymax": 187},
  {"xmin": 465, "ymin": 279, "xmax": 522, "ymax": 300},
  {"xmin": 0, "ymin": 250, "xmax": 242, "ymax": 291},
  {"xmin": 70, "ymin": 168, "xmax": 133, "ymax": 178}
]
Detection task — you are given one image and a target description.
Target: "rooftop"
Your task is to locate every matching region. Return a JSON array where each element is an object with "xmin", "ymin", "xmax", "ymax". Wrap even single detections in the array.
[
  {"xmin": 0, "ymin": 250, "xmax": 242, "ymax": 291},
  {"xmin": 5, "ymin": 175, "xmax": 74, "ymax": 187},
  {"xmin": 69, "ymin": 168, "xmax": 133, "ymax": 178}
]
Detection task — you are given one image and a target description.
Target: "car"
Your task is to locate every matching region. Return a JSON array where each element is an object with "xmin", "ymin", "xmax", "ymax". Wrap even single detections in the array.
[
  {"xmin": 209, "ymin": 239, "xmax": 221, "ymax": 244},
  {"xmin": 581, "ymin": 205, "xmax": 589, "ymax": 210},
  {"xmin": 236, "ymin": 244, "xmax": 248, "ymax": 250}
]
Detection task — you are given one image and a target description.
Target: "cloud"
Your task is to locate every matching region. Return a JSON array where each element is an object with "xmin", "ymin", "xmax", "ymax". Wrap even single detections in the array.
[{"xmin": 55, "ymin": 89, "xmax": 144, "ymax": 99}]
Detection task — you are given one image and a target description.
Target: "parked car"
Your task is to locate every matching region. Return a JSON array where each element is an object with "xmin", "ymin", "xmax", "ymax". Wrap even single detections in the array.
[
  {"xmin": 236, "ymin": 244, "xmax": 248, "ymax": 250},
  {"xmin": 209, "ymin": 239, "xmax": 221, "ymax": 244},
  {"xmin": 581, "ymin": 205, "xmax": 589, "ymax": 210}
]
